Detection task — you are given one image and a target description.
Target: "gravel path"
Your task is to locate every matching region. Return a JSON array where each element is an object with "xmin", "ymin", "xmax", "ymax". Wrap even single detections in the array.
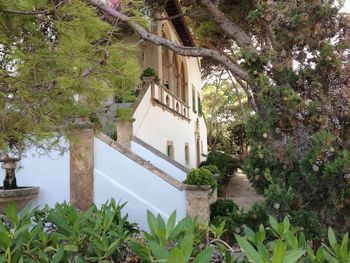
[{"xmin": 224, "ymin": 169, "xmax": 264, "ymax": 211}]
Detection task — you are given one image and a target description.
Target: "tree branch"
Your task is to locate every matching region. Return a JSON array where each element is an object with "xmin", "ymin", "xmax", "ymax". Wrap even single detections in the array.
[
  {"xmin": 87, "ymin": 0, "xmax": 249, "ymax": 81},
  {"xmin": 199, "ymin": 0, "xmax": 253, "ymax": 48}
]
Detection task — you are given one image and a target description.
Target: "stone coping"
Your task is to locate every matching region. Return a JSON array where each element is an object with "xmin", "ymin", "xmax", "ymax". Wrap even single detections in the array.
[
  {"xmin": 0, "ymin": 186, "xmax": 39, "ymax": 197},
  {"xmin": 132, "ymin": 136, "xmax": 190, "ymax": 174},
  {"xmin": 183, "ymin": 184, "xmax": 211, "ymax": 191},
  {"xmin": 96, "ymin": 132, "xmax": 185, "ymax": 191}
]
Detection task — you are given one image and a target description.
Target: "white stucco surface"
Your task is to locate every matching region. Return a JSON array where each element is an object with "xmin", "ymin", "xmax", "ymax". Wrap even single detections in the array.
[
  {"xmin": 131, "ymin": 141, "xmax": 187, "ymax": 182},
  {"xmin": 0, "ymin": 146, "xmax": 70, "ymax": 209},
  {"xmin": 94, "ymin": 137, "xmax": 186, "ymax": 230}
]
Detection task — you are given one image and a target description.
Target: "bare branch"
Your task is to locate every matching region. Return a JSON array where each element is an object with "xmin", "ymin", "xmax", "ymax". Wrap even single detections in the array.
[{"xmin": 87, "ymin": 0, "xmax": 249, "ymax": 81}]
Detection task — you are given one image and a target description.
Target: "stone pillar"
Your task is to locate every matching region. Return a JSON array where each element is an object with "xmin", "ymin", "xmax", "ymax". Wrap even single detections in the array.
[
  {"xmin": 116, "ymin": 119, "xmax": 133, "ymax": 150},
  {"xmin": 184, "ymin": 185, "xmax": 211, "ymax": 225},
  {"xmin": 70, "ymin": 128, "xmax": 94, "ymax": 211}
]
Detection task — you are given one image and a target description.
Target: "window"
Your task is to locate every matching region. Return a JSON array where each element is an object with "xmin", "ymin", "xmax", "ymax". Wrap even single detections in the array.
[
  {"xmin": 166, "ymin": 141, "xmax": 174, "ymax": 159},
  {"xmin": 192, "ymin": 86, "xmax": 196, "ymax": 113},
  {"xmin": 185, "ymin": 143, "xmax": 189, "ymax": 165},
  {"xmin": 198, "ymin": 93, "xmax": 202, "ymax": 116}
]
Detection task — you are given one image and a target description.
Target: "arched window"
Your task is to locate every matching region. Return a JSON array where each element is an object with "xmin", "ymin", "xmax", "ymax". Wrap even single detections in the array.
[
  {"xmin": 161, "ymin": 32, "xmax": 170, "ymax": 89},
  {"xmin": 180, "ymin": 62, "xmax": 187, "ymax": 103},
  {"xmin": 171, "ymin": 54, "xmax": 178, "ymax": 96}
]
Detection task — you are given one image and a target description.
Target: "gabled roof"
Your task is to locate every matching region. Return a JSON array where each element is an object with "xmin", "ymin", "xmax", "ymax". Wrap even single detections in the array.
[{"xmin": 164, "ymin": 0, "xmax": 195, "ymax": 47}]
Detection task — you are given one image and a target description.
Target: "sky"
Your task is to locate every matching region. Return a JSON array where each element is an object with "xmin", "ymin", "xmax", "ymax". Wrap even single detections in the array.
[{"xmin": 343, "ymin": 0, "xmax": 350, "ymax": 12}]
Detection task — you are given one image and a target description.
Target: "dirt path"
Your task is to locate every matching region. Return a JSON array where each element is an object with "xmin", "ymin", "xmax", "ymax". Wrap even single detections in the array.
[{"xmin": 224, "ymin": 169, "xmax": 264, "ymax": 211}]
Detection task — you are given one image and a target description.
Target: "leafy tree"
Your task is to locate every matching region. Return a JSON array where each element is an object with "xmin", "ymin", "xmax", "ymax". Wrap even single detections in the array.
[
  {"xmin": 202, "ymin": 71, "xmax": 249, "ymax": 155},
  {"xmin": 0, "ymin": 0, "xmax": 139, "ymax": 156}
]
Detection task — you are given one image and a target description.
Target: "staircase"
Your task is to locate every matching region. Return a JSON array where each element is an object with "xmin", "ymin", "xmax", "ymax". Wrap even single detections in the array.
[{"xmin": 94, "ymin": 133, "xmax": 187, "ymax": 229}]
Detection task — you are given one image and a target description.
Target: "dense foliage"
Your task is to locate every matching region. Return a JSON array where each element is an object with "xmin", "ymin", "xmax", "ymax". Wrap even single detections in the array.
[
  {"xmin": 0, "ymin": 200, "xmax": 137, "ymax": 262},
  {"xmin": 183, "ymin": 167, "xmax": 217, "ymax": 193},
  {"xmin": 0, "ymin": 0, "xmax": 139, "ymax": 154}
]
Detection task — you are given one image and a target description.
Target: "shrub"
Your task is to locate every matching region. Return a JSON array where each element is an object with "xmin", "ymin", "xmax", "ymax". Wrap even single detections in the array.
[
  {"xmin": 140, "ymin": 67, "xmax": 160, "ymax": 82},
  {"xmin": 129, "ymin": 211, "xmax": 212, "ymax": 262},
  {"xmin": 210, "ymin": 199, "xmax": 239, "ymax": 220},
  {"xmin": 201, "ymin": 164, "xmax": 220, "ymax": 176},
  {"xmin": 183, "ymin": 167, "xmax": 217, "ymax": 192},
  {"xmin": 200, "ymin": 151, "xmax": 239, "ymax": 177},
  {"xmin": 0, "ymin": 200, "xmax": 137, "ymax": 262}
]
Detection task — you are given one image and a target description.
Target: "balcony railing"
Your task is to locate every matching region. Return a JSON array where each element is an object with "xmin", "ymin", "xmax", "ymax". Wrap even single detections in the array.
[{"xmin": 150, "ymin": 83, "xmax": 190, "ymax": 120}]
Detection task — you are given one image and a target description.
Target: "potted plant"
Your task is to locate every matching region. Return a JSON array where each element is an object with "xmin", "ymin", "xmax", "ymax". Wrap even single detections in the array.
[
  {"xmin": 0, "ymin": 1, "xmax": 139, "ymax": 213},
  {"xmin": 183, "ymin": 167, "xmax": 217, "ymax": 224},
  {"xmin": 200, "ymin": 165, "xmax": 220, "ymax": 204},
  {"xmin": 140, "ymin": 67, "xmax": 160, "ymax": 83}
]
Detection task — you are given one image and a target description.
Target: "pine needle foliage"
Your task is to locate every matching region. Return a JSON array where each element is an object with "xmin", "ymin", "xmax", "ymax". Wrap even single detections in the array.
[{"xmin": 0, "ymin": 0, "xmax": 140, "ymax": 154}]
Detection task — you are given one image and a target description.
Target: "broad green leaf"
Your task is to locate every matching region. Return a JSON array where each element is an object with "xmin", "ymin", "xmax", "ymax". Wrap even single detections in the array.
[
  {"xmin": 166, "ymin": 211, "xmax": 176, "ymax": 240},
  {"xmin": 180, "ymin": 233, "xmax": 194, "ymax": 261},
  {"xmin": 129, "ymin": 241, "xmax": 152, "ymax": 262},
  {"xmin": 328, "ymin": 227, "xmax": 337, "ymax": 250},
  {"xmin": 193, "ymin": 247, "xmax": 212, "ymax": 263},
  {"xmin": 272, "ymin": 240, "xmax": 286, "ymax": 263},
  {"xmin": 149, "ymin": 241, "xmax": 169, "ymax": 260},
  {"xmin": 235, "ymin": 235, "xmax": 264, "ymax": 263},
  {"xmin": 168, "ymin": 248, "xmax": 186, "ymax": 263},
  {"xmin": 269, "ymin": 216, "xmax": 279, "ymax": 234},
  {"xmin": 323, "ymin": 248, "xmax": 338, "ymax": 263},
  {"xmin": 283, "ymin": 248, "xmax": 305, "ymax": 263},
  {"xmin": 147, "ymin": 210, "xmax": 159, "ymax": 238},
  {"xmin": 6, "ymin": 202, "xmax": 18, "ymax": 226},
  {"xmin": 285, "ymin": 231, "xmax": 298, "ymax": 249},
  {"xmin": 340, "ymin": 233, "xmax": 348, "ymax": 260},
  {"xmin": 283, "ymin": 217, "xmax": 290, "ymax": 234},
  {"xmin": 51, "ymin": 244, "xmax": 65, "ymax": 263},
  {"xmin": 0, "ymin": 230, "xmax": 10, "ymax": 247}
]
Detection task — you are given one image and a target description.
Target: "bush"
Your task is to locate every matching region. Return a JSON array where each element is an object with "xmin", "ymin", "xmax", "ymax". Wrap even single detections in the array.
[
  {"xmin": 200, "ymin": 151, "xmax": 239, "ymax": 182},
  {"xmin": 183, "ymin": 167, "xmax": 217, "ymax": 192},
  {"xmin": 210, "ymin": 199, "xmax": 239, "ymax": 220},
  {"xmin": 0, "ymin": 200, "xmax": 137, "ymax": 262},
  {"xmin": 200, "ymin": 164, "xmax": 220, "ymax": 176},
  {"xmin": 140, "ymin": 67, "xmax": 160, "ymax": 82}
]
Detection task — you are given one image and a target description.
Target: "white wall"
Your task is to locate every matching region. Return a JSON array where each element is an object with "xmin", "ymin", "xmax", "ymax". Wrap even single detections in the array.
[
  {"xmin": 131, "ymin": 141, "xmax": 187, "ymax": 182},
  {"xmin": 94, "ymin": 138, "xmax": 187, "ymax": 230},
  {"xmin": 0, "ymin": 145, "xmax": 70, "ymax": 208}
]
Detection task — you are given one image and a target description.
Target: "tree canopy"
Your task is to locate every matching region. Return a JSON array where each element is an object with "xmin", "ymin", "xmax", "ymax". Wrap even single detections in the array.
[{"xmin": 0, "ymin": 0, "xmax": 139, "ymax": 154}]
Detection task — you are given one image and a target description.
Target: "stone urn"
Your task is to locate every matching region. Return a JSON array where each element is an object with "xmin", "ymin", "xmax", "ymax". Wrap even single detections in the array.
[
  {"xmin": 184, "ymin": 184, "xmax": 211, "ymax": 224},
  {"xmin": 0, "ymin": 157, "xmax": 39, "ymax": 214}
]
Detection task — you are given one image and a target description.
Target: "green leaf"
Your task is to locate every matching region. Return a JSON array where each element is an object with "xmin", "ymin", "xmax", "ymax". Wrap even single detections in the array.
[
  {"xmin": 0, "ymin": 230, "xmax": 10, "ymax": 247},
  {"xmin": 51, "ymin": 245, "xmax": 65, "ymax": 263},
  {"xmin": 6, "ymin": 202, "xmax": 18, "ymax": 226},
  {"xmin": 180, "ymin": 233, "xmax": 194, "ymax": 261},
  {"xmin": 168, "ymin": 248, "xmax": 186, "ymax": 263},
  {"xmin": 147, "ymin": 210, "xmax": 159, "ymax": 238},
  {"xmin": 285, "ymin": 231, "xmax": 298, "ymax": 249},
  {"xmin": 149, "ymin": 241, "xmax": 169, "ymax": 260},
  {"xmin": 272, "ymin": 240, "xmax": 286, "ymax": 263},
  {"xmin": 269, "ymin": 216, "xmax": 279, "ymax": 234},
  {"xmin": 166, "ymin": 211, "xmax": 176, "ymax": 240},
  {"xmin": 283, "ymin": 217, "xmax": 290, "ymax": 234},
  {"xmin": 283, "ymin": 248, "xmax": 305, "ymax": 263},
  {"xmin": 129, "ymin": 241, "xmax": 152, "ymax": 262},
  {"xmin": 340, "ymin": 233, "xmax": 348, "ymax": 260},
  {"xmin": 328, "ymin": 227, "xmax": 337, "ymax": 250},
  {"xmin": 193, "ymin": 247, "xmax": 212, "ymax": 263},
  {"xmin": 235, "ymin": 235, "xmax": 264, "ymax": 263}
]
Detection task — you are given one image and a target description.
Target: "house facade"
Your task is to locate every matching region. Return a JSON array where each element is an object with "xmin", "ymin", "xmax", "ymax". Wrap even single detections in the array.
[{"xmin": 124, "ymin": 1, "xmax": 208, "ymax": 169}]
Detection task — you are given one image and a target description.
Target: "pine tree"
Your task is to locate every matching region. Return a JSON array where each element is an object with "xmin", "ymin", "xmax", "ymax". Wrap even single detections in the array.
[{"xmin": 0, "ymin": 0, "xmax": 140, "ymax": 154}]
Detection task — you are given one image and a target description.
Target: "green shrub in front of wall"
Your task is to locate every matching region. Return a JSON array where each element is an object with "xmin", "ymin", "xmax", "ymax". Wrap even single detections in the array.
[{"xmin": 183, "ymin": 167, "xmax": 217, "ymax": 193}]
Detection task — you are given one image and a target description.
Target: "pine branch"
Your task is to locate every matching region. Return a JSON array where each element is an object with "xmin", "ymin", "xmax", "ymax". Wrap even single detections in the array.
[{"xmin": 0, "ymin": 9, "xmax": 49, "ymax": 15}]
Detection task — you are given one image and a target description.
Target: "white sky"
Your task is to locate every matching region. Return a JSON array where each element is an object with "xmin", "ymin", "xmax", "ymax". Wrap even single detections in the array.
[{"xmin": 343, "ymin": 0, "xmax": 350, "ymax": 12}]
